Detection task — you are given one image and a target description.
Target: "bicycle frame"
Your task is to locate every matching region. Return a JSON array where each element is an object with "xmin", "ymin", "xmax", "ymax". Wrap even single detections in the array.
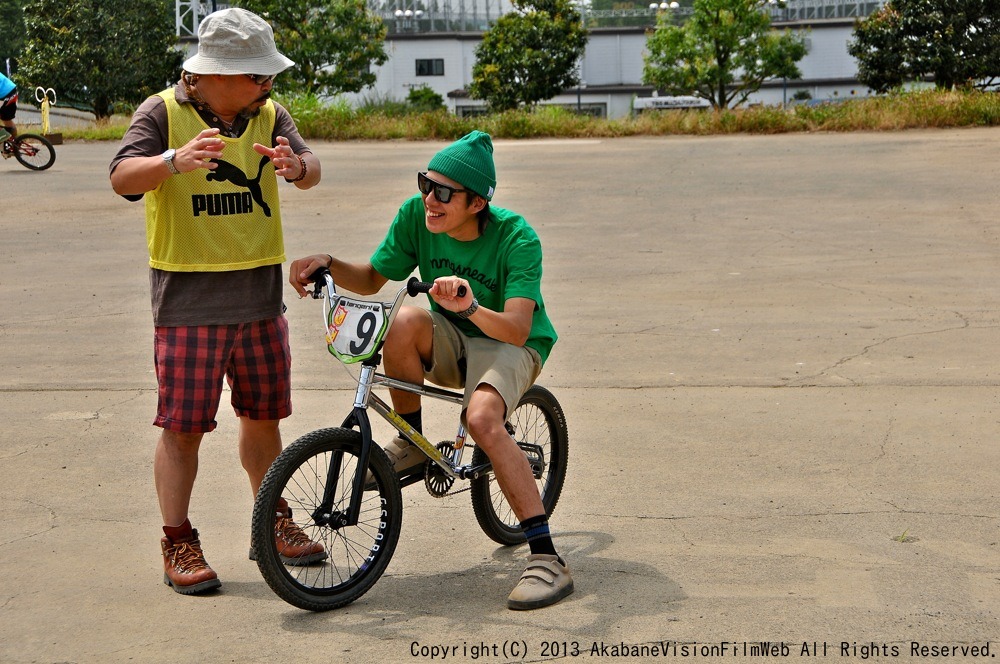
[{"xmin": 309, "ymin": 270, "xmax": 494, "ymax": 528}]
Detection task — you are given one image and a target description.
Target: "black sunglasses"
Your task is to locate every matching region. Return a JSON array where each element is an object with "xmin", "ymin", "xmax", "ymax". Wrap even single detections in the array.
[
  {"xmin": 245, "ymin": 73, "xmax": 277, "ymax": 85},
  {"xmin": 418, "ymin": 171, "xmax": 468, "ymax": 204}
]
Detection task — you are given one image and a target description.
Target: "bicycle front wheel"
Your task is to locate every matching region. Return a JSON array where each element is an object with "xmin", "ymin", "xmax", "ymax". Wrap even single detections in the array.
[
  {"xmin": 251, "ymin": 427, "xmax": 403, "ymax": 611},
  {"xmin": 470, "ymin": 385, "xmax": 569, "ymax": 546},
  {"xmin": 12, "ymin": 134, "xmax": 55, "ymax": 171}
]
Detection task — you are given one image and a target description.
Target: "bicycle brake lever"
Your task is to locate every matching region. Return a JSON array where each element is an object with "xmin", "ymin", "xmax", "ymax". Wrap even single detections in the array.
[{"xmin": 308, "ymin": 267, "xmax": 331, "ymax": 299}]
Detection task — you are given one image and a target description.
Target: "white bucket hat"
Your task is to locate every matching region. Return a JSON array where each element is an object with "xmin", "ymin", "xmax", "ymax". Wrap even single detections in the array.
[{"xmin": 182, "ymin": 8, "xmax": 294, "ymax": 76}]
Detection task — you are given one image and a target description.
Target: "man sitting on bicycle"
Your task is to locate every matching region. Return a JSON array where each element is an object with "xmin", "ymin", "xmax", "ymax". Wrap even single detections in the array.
[
  {"xmin": 289, "ymin": 130, "xmax": 572, "ymax": 610},
  {"xmin": 0, "ymin": 72, "xmax": 18, "ymax": 146}
]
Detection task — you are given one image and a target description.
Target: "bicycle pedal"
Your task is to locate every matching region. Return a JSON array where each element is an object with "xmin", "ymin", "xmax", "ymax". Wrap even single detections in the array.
[{"xmin": 397, "ymin": 468, "xmax": 426, "ymax": 489}]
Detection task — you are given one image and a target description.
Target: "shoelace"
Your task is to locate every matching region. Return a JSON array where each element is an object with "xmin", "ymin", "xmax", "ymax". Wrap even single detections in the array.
[
  {"xmin": 169, "ymin": 540, "xmax": 211, "ymax": 572},
  {"xmin": 275, "ymin": 516, "xmax": 313, "ymax": 545}
]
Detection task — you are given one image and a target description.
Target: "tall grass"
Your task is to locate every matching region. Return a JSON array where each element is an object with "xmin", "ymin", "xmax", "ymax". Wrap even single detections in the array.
[
  {"xmin": 61, "ymin": 89, "xmax": 1000, "ymax": 142},
  {"xmin": 56, "ymin": 115, "xmax": 132, "ymax": 141}
]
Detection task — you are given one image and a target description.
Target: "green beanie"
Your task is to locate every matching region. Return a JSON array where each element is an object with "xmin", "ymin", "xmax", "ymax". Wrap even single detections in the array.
[{"xmin": 427, "ymin": 130, "xmax": 497, "ymax": 200}]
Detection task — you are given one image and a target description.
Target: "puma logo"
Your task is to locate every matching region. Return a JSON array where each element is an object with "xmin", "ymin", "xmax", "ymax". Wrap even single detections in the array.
[{"xmin": 204, "ymin": 156, "xmax": 272, "ymax": 217}]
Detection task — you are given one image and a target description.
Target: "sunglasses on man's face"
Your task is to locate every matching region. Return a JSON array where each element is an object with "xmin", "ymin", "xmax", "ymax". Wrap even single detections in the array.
[
  {"xmin": 245, "ymin": 73, "xmax": 277, "ymax": 85},
  {"xmin": 417, "ymin": 171, "xmax": 468, "ymax": 204}
]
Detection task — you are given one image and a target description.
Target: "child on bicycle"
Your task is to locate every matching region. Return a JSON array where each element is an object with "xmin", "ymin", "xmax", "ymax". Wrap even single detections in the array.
[
  {"xmin": 0, "ymin": 72, "xmax": 18, "ymax": 146},
  {"xmin": 289, "ymin": 130, "xmax": 573, "ymax": 610}
]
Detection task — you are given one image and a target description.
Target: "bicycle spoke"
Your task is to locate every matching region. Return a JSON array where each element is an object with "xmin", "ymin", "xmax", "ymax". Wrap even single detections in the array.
[
  {"xmin": 252, "ymin": 429, "xmax": 402, "ymax": 609},
  {"xmin": 471, "ymin": 386, "xmax": 568, "ymax": 545}
]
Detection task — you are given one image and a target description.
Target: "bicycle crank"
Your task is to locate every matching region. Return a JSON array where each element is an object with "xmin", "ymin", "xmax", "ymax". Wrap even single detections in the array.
[{"xmin": 424, "ymin": 441, "xmax": 458, "ymax": 497}]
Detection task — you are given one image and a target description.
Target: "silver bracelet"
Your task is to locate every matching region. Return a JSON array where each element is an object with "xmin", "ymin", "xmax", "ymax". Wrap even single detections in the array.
[{"xmin": 455, "ymin": 297, "xmax": 479, "ymax": 320}]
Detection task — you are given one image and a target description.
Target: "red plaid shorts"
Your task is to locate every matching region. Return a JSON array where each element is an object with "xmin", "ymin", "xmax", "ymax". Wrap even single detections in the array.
[{"xmin": 153, "ymin": 317, "xmax": 292, "ymax": 433}]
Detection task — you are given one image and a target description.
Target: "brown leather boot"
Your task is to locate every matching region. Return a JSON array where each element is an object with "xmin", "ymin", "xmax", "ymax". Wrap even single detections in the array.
[
  {"xmin": 161, "ymin": 529, "xmax": 221, "ymax": 595},
  {"xmin": 275, "ymin": 511, "xmax": 327, "ymax": 565},
  {"xmin": 249, "ymin": 507, "xmax": 327, "ymax": 566}
]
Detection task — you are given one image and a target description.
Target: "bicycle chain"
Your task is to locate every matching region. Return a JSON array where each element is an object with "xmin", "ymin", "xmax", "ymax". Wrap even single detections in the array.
[{"xmin": 430, "ymin": 483, "xmax": 472, "ymax": 499}]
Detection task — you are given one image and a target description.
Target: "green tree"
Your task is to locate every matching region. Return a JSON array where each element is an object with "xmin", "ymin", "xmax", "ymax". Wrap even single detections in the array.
[
  {"xmin": 235, "ymin": 0, "xmax": 389, "ymax": 96},
  {"xmin": 0, "ymin": 0, "xmax": 26, "ymax": 65},
  {"xmin": 848, "ymin": 5, "xmax": 907, "ymax": 93},
  {"xmin": 643, "ymin": 0, "xmax": 807, "ymax": 109},
  {"xmin": 849, "ymin": 0, "xmax": 1000, "ymax": 92},
  {"xmin": 18, "ymin": 0, "xmax": 181, "ymax": 120},
  {"xmin": 469, "ymin": 0, "xmax": 589, "ymax": 112}
]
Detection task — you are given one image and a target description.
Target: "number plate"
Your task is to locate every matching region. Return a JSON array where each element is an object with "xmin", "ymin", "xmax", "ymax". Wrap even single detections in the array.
[{"xmin": 326, "ymin": 296, "xmax": 389, "ymax": 363}]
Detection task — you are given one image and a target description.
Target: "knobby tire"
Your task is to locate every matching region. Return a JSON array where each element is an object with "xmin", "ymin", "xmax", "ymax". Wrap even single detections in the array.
[
  {"xmin": 470, "ymin": 385, "xmax": 569, "ymax": 546},
  {"xmin": 251, "ymin": 428, "xmax": 403, "ymax": 611}
]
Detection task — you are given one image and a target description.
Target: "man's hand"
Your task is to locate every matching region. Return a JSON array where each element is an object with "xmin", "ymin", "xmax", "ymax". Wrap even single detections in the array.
[
  {"xmin": 288, "ymin": 254, "xmax": 332, "ymax": 298},
  {"xmin": 109, "ymin": 127, "xmax": 225, "ymax": 195},
  {"xmin": 431, "ymin": 278, "xmax": 535, "ymax": 347},
  {"xmin": 429, "ymin": 276, "xmax": 474, "ymax": 313},
  {"xmin": 176, "ymin": 128, "xmax": 225, "ymax": 173},
  {"xmin": 254, "ymin": 135, "xmax": 302, "ymax": 180}
]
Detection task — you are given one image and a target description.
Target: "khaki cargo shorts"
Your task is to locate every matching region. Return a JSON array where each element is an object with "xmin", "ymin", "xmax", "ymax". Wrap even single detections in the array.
[{"xmin": 425, "ymin": 310, "xmax": 542, "ymax": 418}]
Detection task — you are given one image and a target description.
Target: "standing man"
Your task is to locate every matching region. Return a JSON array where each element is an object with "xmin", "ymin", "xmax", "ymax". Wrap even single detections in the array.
[
  {"xmin": 110, "ymin": 8, "xmax": 323, "ymax": 595},
  {"xmin": 288, "ymin": 131, "xmax": 573, "ymax": 610},
  {"xmin": 0, "ymin": 71, "xmax": 18, "ymax": 145}
]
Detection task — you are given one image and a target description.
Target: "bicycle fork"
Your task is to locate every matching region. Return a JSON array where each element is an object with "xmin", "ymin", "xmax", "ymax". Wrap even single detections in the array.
[{"xmin": 311, "ymin": 364, "xmax": 380, "ymax": 529}]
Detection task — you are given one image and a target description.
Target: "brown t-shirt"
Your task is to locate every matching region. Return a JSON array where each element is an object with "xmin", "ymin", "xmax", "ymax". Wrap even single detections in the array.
[{"xmin": 111, "ymin": 82, "xmax": 310, "ymax": 326}]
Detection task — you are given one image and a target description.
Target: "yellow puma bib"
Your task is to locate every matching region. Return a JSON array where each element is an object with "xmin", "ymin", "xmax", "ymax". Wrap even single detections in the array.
[{"xmin": 145, "ymin": 89, "xmax": 285, "ymax": 271}]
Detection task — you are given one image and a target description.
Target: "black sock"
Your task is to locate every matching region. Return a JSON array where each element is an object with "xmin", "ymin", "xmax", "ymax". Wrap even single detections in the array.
[
  {"xmin": 399, "ymin": 408, "xmax": 422, "ymax": 435},
  {"xmin": 520, "ymin": 515, "xmax": 559, "ymax": 559}
]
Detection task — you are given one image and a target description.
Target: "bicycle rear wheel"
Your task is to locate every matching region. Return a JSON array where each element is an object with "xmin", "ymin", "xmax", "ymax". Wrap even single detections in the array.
[
  {"xmin": 12, "ymin": 134, "xmax": 55, "ymax": 171},
  {"xmin": 470, "ymin": 385, "xmax": 568, "ymax": 546},
  {"xmin": 251, "ymin": 427, "xmax": 402, "ymax": 611}
]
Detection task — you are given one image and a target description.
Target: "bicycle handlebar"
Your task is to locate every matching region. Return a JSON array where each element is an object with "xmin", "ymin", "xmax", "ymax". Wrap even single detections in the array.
[
  {"xmin": 407, "ymin": 277, "xmax": 467, "ymax": 298},
  {"xmin": 307, "ymin": 270, "xmax": 466, "ymax": 301}
]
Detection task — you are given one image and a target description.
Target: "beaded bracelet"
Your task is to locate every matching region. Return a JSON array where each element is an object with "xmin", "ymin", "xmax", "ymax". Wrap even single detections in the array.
[{"xmin": 286, "ymin": 154, "xmax": 307, "ymax": 183}]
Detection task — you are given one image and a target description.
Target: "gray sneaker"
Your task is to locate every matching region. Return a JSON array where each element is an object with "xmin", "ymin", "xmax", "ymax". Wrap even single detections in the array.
[
  {"xmin": 382, "ymin": 436, "xmax": 426, "ymax": 474},
  {"xmin": 507, "ymin": 554, "xmax": 574, "ymax": 610},
  {"xmin": 364, "ymin": 436, "xmax": 426, "ymax": 487}
]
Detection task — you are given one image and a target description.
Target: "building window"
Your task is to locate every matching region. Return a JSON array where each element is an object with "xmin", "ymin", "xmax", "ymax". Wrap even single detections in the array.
[{"xmin": 416, "ymin": 59, "xmax": 445, "ymax": 76}]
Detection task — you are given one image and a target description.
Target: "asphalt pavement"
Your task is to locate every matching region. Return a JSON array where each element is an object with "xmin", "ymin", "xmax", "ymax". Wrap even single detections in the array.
[{"xmin": 1, "ymin": 126, "xmax": 997, "ymax": 663}]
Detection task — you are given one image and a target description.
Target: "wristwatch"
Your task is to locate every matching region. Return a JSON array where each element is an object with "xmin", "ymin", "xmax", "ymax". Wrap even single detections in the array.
[
  {"xmin": 455, "ymin": 297, "xmax": 479, "ymax": 320},
  {"xmin": 161, "ymin": 148, "xmax": 180, "ymax": 175}
]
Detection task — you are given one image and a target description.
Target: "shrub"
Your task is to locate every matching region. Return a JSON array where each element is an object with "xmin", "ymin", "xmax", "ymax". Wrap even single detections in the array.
[
  {"xmin": 407, "ymin": 85, "xmax": 446, "ymax": 113},
  {"xmin": 60, "ymin": 89, "xmax": 1000, "ymax": 142}
]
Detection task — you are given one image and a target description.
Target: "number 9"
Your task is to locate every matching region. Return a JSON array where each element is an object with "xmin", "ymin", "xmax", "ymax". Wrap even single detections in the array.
[{"xmin": 349, "ymin": 312, "xmax": 377, "ymax": 354}]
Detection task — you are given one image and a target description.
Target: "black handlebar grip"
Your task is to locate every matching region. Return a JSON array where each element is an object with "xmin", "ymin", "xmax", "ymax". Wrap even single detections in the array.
[
  {"xmin": 308, "ymin": 266, "xmax": 331, "ymax": 283},
  {"xmin": 307, "ymin": 267, "xmax": 331, "ymax": 298},
  {"xmin": 406, "ymin": 277, "xmax": 466, "ymax": 298}
]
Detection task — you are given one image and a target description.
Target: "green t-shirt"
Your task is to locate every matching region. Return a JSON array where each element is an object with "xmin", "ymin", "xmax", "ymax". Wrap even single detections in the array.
[{"xmin": 370, "ymin": 195, "xmax": 557, "ymax": 364}]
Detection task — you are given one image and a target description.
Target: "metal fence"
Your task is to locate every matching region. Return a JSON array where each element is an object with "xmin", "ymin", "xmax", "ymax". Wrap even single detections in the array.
[{"xmin": 176, "ymin": 0, "xmax": 885, "ymax": 37}]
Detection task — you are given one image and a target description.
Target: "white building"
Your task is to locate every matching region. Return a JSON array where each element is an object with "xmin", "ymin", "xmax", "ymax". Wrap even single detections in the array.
[{"xmin": 177, "ymin": 0, "xmax": 884, "ymax": 118}]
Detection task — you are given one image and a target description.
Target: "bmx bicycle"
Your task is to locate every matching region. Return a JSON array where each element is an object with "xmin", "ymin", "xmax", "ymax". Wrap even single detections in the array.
[
  {"xmin": 2, "ymin": 133, "xmax": 56, "ymax": 171},
  {"xmin": 250, "ymin": 268, "xmax": 569, "ymax": 611}
]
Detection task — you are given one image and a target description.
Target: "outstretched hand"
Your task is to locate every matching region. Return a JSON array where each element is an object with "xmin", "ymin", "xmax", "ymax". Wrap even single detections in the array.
[{"xmin": 254, "ymin": 135, "xmax": 303, "ymax": 180}]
